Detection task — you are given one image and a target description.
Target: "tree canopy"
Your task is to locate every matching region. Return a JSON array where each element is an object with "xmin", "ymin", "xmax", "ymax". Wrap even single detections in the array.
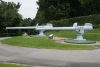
[
  {"xmin": 0, "ymin": 0, "xmax": 22, "ymax": 35},
  {"xmin": 34, "ymin": 0, "xmax": 100, "ymax": 24}
]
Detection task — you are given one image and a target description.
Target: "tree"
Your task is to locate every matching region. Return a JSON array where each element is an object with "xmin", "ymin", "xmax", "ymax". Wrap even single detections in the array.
[
  {"xmin": 35, "ymin": 0, "xmax": 71, "ymax": 24},
  {"xmin": 69, "ymin": 0, "xmax": 81, "ymax": 17},
  {"xmin": 79, "ymin": 0, "xmax": 100, "ymax": 16},
  {"xmin": 0, "ymin": 1, "xmax": 22, "ymax": 36},
  {"xmin": 35, "ymin": 0, "xmax": 100, "ymax": 25}
]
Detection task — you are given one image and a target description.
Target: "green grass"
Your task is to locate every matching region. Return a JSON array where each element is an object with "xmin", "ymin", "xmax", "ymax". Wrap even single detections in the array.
[
  {"xmin": 46, "ymin": 30, "xmax": 76, "ymax": 38},
  {"xmin": 1, "ymin": 36, "xmax": 95, "ymax": 50},
  {"xmin": 1, "ymin": 29, "xmax": 100, "ymax": 50},
  {"xmin": 46, "ymin": 29, "xmax": 100, "ymax": 41},
  {"xmin": 0, "ymin": 63, "xmax": 31, "ymax": 67}
]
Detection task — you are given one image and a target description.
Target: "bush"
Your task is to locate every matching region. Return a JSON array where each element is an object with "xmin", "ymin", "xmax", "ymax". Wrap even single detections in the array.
[{"xmin": 49, "ymin": 14, "xmax": 100, "ymax": 28}]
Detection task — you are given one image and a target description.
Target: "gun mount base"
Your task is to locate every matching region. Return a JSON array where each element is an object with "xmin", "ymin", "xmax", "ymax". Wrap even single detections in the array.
[
  {"xmin": 74, "ymin": 34, "xmax": 86, "ymax": 40},
  {"xmin": 64, "ymin": 40, "xmax": 96, "ymax": 44}
]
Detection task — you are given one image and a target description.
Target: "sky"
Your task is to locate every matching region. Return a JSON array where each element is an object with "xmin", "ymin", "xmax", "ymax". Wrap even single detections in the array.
[{"xmin": 3, "ymin": 0, "xmax": 39, "ymax": 19}]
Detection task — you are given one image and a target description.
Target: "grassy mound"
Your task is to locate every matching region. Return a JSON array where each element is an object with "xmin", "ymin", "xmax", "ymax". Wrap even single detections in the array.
[
  {"xmin": 1, "ymin": 29, "xmax": 100, "ymax": 50},
  {"xmin": 0, "ymin": 63, "xmax": 31, "ymax": 67},
  {"xmin": 1, "ymin": 36, "xmax": 95, "ymax": 50}
]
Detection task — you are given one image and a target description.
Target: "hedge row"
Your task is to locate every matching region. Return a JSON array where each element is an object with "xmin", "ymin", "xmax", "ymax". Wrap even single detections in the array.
[{"xmin": 49, "ymin": 14, "xmax": 100, "ymax": 28}]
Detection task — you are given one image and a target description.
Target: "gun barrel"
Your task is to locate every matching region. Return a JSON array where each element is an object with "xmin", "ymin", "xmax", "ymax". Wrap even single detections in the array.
[
  {"xmin": 36, "ymin": 27, "xmax": 75, "ymax": 30},
  {"xmin": 36, "ymin": 26, "xmax": 93, "ymax": 31},
  {"xmin": 6, "ymin": 27, "xmax": 36, "ymax": 29}
]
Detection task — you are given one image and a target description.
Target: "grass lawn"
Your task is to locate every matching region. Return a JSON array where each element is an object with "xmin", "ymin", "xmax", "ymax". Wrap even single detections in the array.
[
  {"xmin": 0, "ymin": 29, "xmax": 100, "ymax": 50},
  {"xmin": 0, "ymin": 63, "xmax": 31, "ymax": 67},
  {"xmin": 46, "ymin": 29, "xmax": 100, "ymax": 41},
  {"xmin": 0, "ymin": 36, "xmax": 95, "ymax": 50}
]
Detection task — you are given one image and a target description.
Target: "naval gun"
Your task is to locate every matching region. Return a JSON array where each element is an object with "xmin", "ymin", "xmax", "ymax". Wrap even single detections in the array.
[
  {"xmin": 36, "ymin": 23, "xmax": 93, "ymax": 40},
  {"xmin": 6, "ymin": 23, "xmax": 93, "ymax": 40},
  {"xmin": 6, "ymin": 23, "xmax": 96, "ymax": 44}
]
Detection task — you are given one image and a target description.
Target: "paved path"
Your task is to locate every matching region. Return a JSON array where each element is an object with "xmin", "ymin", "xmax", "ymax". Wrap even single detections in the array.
[{"xmin": 0, "ymin": 37, "xmax": 100, "ymax": 67}]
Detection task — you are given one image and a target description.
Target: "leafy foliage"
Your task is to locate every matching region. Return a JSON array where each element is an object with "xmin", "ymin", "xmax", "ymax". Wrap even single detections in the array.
[
  {"xmin": 49, "ymin": 14, "xmax": 100, "ymax": 28},
  {"xmin": 35, "ymin": 0, "xmax": 100, "ymax": 24},
  {"xmin": 0, "ymin": 0, "xmax": 22, "ymax": 36},
  {"xmin": 35, "ymin": 0, "xmax": 71, "ymax": 24}
]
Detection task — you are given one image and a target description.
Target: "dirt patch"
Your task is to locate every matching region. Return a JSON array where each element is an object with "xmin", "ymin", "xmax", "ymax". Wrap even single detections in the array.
[{"xmin": 53, "ymin": 37, "xmax": 72, "ymax": 44}]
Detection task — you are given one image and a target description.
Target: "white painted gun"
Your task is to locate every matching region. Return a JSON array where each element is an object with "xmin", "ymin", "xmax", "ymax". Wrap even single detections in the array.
[{"xmin": 6, "ymin": 23, "xmax": 93, "ymax": 40}]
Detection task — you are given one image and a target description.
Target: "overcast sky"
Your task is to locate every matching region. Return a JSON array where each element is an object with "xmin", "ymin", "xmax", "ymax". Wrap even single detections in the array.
[{"xmin": 3, "ymin": 0, "xmax": 39, "ymax": 19}]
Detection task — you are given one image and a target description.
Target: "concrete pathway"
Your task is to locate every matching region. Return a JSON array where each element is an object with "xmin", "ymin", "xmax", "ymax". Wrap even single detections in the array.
[{"xmin": 0, "ymin": 37, "xmax": 100, "ymax": 67}]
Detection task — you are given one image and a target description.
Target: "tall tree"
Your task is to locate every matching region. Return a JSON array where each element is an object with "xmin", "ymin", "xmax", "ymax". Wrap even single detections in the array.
[
  {"xmin": 79, "ymin": 0, "xmax": 100, "ymax": 16},
  {"xmin": 69, "ymin": 0, "xmax": 81, "ymax": 17},
  {"xmin": 0, "ymin": 1, "xmax": 22, "ymax": 35},
  {"xmin": 35, "ymin": 0, "xmax": 70, "ymax": 24},
  {"xmin": 35, "ymin": 0, "xmax": 100, "ymax": 24}
]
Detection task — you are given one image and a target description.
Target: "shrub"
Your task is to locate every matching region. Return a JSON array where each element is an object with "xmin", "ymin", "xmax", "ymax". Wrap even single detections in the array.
[{"xmin": 49, "ymin": 14, "xmax": 100, "ymax": 28}]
